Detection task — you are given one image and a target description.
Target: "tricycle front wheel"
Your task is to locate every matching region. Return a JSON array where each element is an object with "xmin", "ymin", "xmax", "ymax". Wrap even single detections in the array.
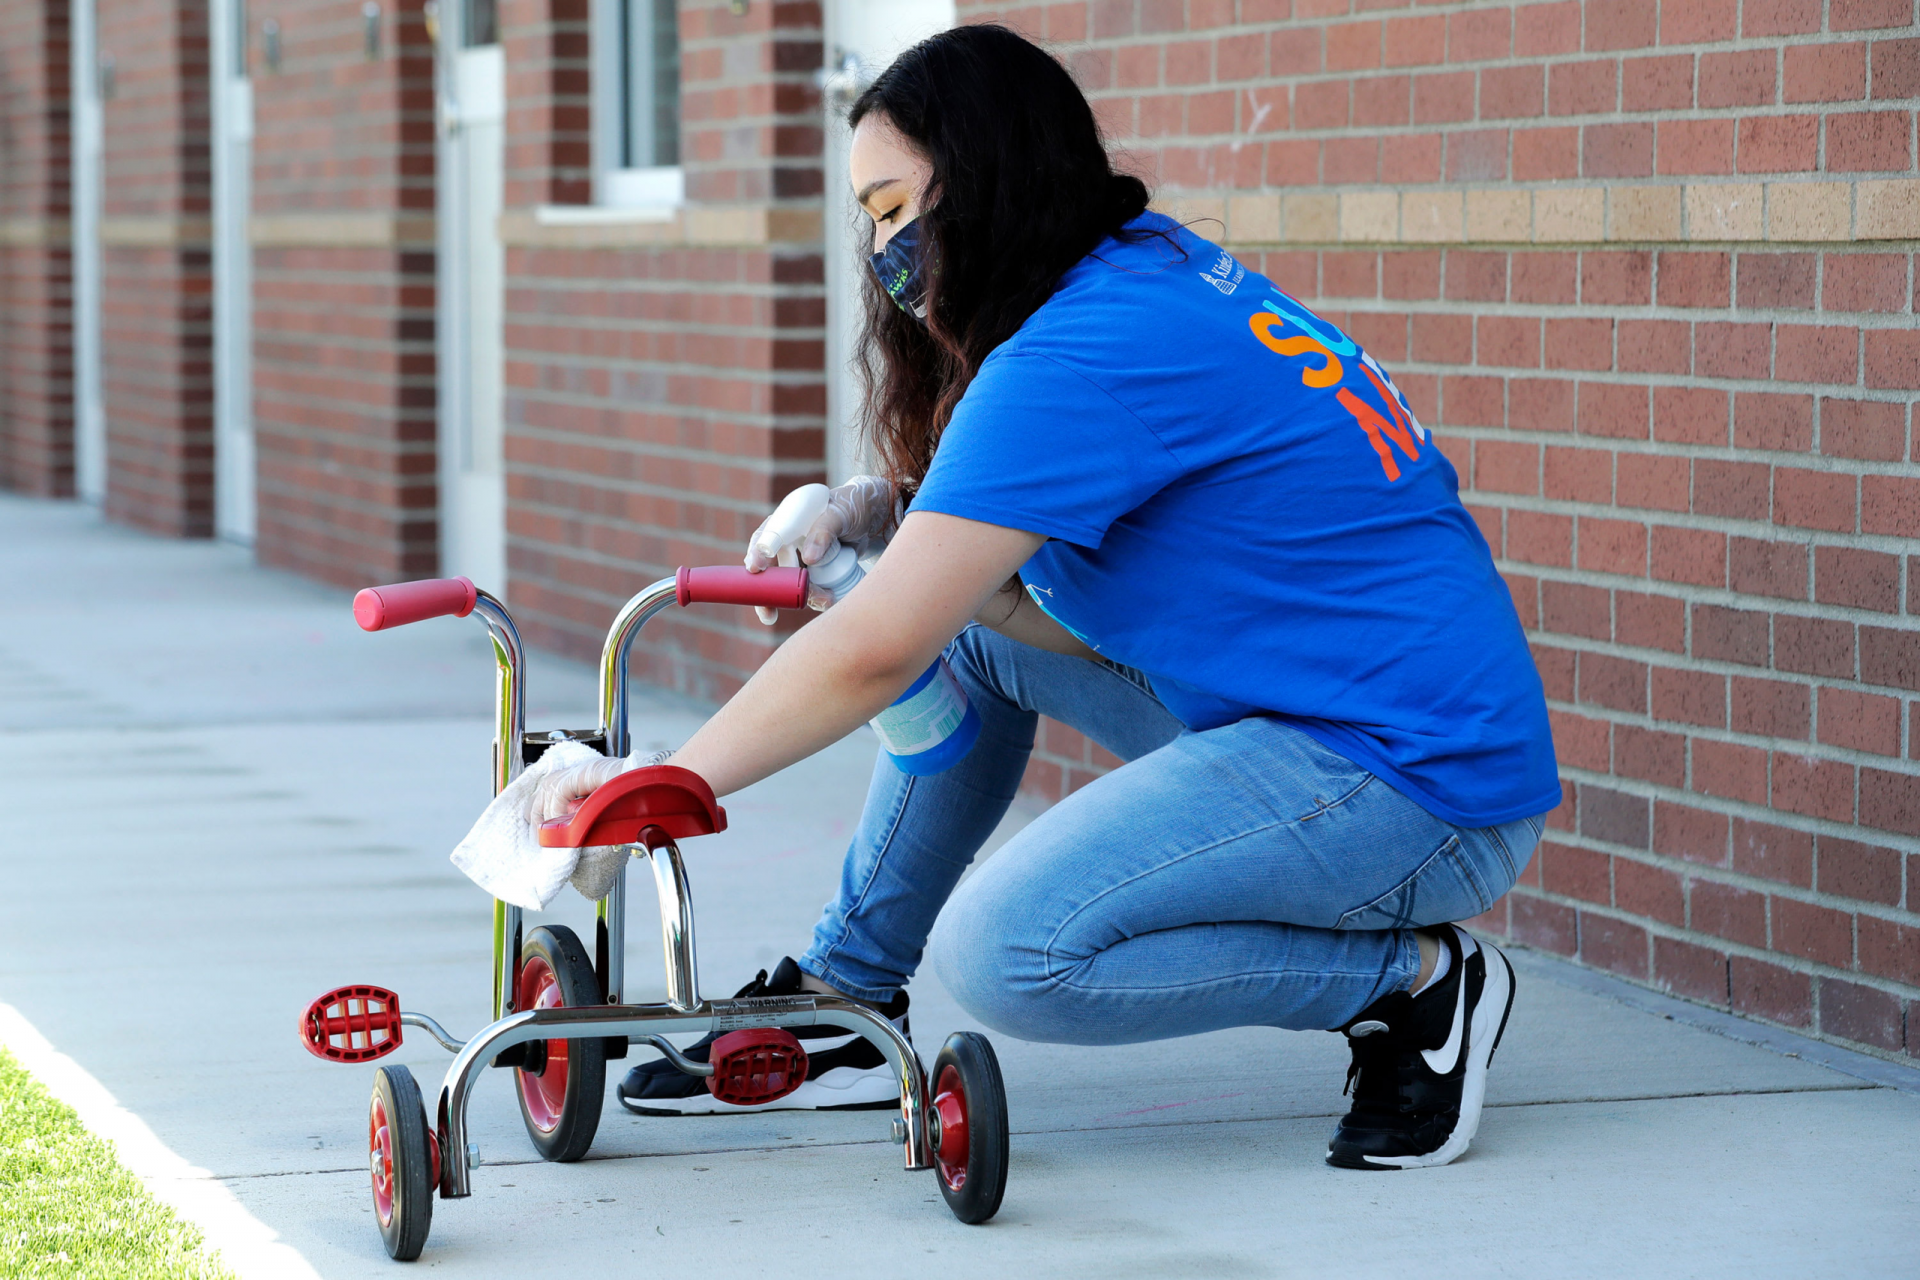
[{"xmin": 369, "ymin": 1065, "xmax": 435, "ymax": 1260}]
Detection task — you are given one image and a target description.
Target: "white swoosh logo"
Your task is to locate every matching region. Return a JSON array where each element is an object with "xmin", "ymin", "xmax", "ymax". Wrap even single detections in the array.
[{"xmin": 1421, "ymin": 948, "xmax": 1469, "ymax": 1074}]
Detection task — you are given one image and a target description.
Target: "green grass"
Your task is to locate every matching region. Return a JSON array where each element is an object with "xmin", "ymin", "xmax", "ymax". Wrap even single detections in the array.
[{"xmin": 0, "ymin": 1046, "xmax": 235, "ymax": 1279}]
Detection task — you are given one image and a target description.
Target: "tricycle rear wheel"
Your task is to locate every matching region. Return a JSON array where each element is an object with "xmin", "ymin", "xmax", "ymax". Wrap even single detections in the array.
[
  {"xmin": 513, "ymin": 924, "xmax": 607, "ymax": 1162},
  {"xmin": 930, "ymin": 1031, "xmax": 1010, "ymax": 1224}
]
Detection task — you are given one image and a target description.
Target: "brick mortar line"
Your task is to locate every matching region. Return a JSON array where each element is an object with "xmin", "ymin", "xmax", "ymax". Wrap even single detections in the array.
[
  {"xmin": 1544, "ymin": 696, "xmax": 1920, "ymax": 794},
  {"xmin": 1518, "ymin": 828, "xmax": 1915, "ymax": 913},
  {"xmin": 1503, "ymin": 555, "xmax": 1912, "ymax": 611},
  {"xmin": 505, "ymin": 422, "xmax": 828, "ymax": 445},
  {"xmin": 503, "ymin": 388, "xmax": 826, "ymax": 415},
  {"xmin": 502, "ymin": 278, "xmax": 826, "ymax": 295},
  {"xmin": 1499, "ymin": 553, "xmax": 1919, "ymax": 610},
  {"xmin": 1469, "ymin": 494, "xmax": 1920, "ymax": 546},
  {"xmin": 1440, "ymin": 414, "xmax": 1920, "ymax": 454},
  {"xmin": 1450, "ymin": 443, "xmax": 1920, "ymax": 482},
  {"xmin": 1303, "ymin": 298, "xmax": 1920, "ymax": 329},
  {"xmin": 1315, "ymin": 309, "xmax": 1920, "ymax": 332},
  {"xmin": 1062, "ymin": 24, "xmax": 1920, "ymax": 84},
  {"xmin": 505, "ymin": 412, "xmax": 825, "ymax": 435},
  {"xmin": 509, "ymin": 463, "xmax": 823, "ymax": 495},
  {"xmin": 1220, "ymin": 210, "xmax": 1920, "ymax": 235},
  {"xmin": 1532, "ymin": 655, "xmax": 1917, "ymax": 723},
  {"xmin": 499, "ymin": 362, "xmax": 828, "ymax": 385},
  {"xmin": 507, "ymin": 465, "xmax": 824, "ymax": 505},
  {"xmin": 1110, "ymin": 111, "xmax": 1920, "ymax": 146},
  {"xmin": 249, "ymin": 391, "xmax": 435, "ymax": 415},
  {"xmin": 506, "ymin": 528, "xmax": 783, "ymax": 562},
  {"xmin": 1094, "ymin": 76, "xmax": 1920, "ymax": 108},
  {"xmin": 1528, "ymin": 632, "xmax": 1920, "ymax": 705},
  {"xmin": 501, "ymin": 365, "xmax": 826, "ymax": 387},
  {"xmin": 1512, "ymin": 875, "xmax": 1905, "ymax": 975},
  {"xmin": 1505, "ymin": 884, "xmax": 1917, "ymax": 1004},
  {"xmin": 499, "ymin": 318, "xmax": 829, "ymax": 340},
  {"xmin": 1048, "ymin": 10, "xmax": 1920, "ymax": 44},
  {"xmin": 505, "ymin": 444, "xmax": 828, "ymax": 474},
  {"xmin": 1229, "ymin": 237, "xmax": 1920, "ymax": 254},
  {"xmin": 251, "ymin": 388, "xmax": 439, "ymax": 407},
  {"xmin": 1551, "ymin": 710, "xmax": 1912, "ymax": 782},
  {"xmin": 247, "ymin": 342, "xmax": 438, "ymax": 360},
  {"xmin": 1553, "ymin": 759, "xmax": 1920, "ymax": 852}
]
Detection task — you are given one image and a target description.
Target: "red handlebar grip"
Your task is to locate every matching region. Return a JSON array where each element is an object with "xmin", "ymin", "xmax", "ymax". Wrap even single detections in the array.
[
  {"xmin": 675, "ymin": 565, "xmax": 809, "ymax": 611},
  {"xmin": 353, "ymin": 577, "xmax": 478, "ymax": 631}
]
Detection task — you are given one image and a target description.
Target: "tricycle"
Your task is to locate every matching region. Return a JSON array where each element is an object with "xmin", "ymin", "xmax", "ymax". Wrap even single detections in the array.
[{"xmin": 300, "ymin": 566, "xmax": 1009, "ymax": 1260}]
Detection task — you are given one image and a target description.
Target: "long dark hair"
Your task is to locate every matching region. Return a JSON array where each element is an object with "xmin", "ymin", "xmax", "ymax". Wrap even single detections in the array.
[{"xmin": 847, "ymin": 24, "xmax": 1151, "ymax": 487}]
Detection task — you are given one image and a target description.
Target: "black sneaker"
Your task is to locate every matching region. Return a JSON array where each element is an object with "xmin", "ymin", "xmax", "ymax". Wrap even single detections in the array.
[
  {"xmin": 616, "ymin": 957, "xmax": 910, "ymax": 1115},
  {"xmin": 1326, "ymin": 924, "xmax": 1515, "ymax": 1170}
]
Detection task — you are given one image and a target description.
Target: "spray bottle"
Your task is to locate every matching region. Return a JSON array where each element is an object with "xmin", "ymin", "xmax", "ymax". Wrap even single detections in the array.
[{"xmin": 750, "ymin": 486, "xmax": 981, "ymax": 776}]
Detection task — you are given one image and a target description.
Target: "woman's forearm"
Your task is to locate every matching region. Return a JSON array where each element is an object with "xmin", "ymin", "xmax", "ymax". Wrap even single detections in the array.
[
  {"xmin": 669, "ymin": 603, "xmax": 927, "ymax": 796},
  {"xmin": 670, "ymin": 512, "xmax": 1047, "ymax": 797}
]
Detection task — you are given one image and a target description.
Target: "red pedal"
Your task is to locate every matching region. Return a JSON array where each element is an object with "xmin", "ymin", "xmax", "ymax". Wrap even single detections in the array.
[
  {"xmin": 705, "ymin": 1028, "xmax": 809, "ymax": 1106},
  {"xmin": 301, "ymin": 985, "xmax": 404, "ymax": 1063}
]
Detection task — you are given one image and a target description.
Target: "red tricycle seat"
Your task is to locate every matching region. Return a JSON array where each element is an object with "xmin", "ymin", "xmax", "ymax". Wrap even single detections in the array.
[{"xmin": 537, "ymin": 765, "xmax": 726, "ymax": 849}]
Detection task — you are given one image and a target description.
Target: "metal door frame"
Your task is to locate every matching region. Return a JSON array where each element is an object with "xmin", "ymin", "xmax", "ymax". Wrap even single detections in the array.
[
  {"xmin": 211, "ymin": 0, "xmax": 255, "ymax": 542},
  {"xmin": 819, "ymin": 0, "xmax": 954, "ymax": 485},
  {"xmin": 434, "ymin": 0, "xmax": 507, "ymax": 588},
  {"xmin": 70, "ymin": 0, "xmax": 105, "ymax": 503}
]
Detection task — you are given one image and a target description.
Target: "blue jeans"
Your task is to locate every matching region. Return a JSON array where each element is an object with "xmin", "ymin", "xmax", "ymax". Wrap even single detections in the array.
[{"xmin": 798, "ymin": 626, "xmax": 1544, "ymax": 1043}]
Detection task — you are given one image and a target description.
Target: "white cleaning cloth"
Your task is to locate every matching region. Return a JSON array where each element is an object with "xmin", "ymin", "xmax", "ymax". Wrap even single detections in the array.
[{"xmin": 450, "ymin": 741, "xmax": 630, "ymax": 910}]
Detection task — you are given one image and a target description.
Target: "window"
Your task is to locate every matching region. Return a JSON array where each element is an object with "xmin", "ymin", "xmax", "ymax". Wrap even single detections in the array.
[
  {"xmin": 596, "ymin": 0, "xmax": 682, "ymax": 208},
  {"xmin": 465, "ymin": 0, "xmax": 498, "ymax": 46}
]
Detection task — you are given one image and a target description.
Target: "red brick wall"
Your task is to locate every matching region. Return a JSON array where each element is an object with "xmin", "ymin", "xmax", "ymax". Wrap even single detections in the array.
[
  {"xmin": 964, "ymin": 0, "xmax": 1920, "ymax": 1061},
  {"xmin": 0, "ymin": 1, "xmax": 74, "ymax": 497},
  {"xmin": 503, "ymin": 0, "xmax": 592, "ymax": 207},
  {"xmin": 250, "ymin": 0, "xmax": 440, "ymax": 585},
  {"xmin": 98, "ymin": 0, "xmax": 214, "ymax": 536},
  {"xmin": 501, "ymin": 0, "xmax": 829, "ymax": 701}
]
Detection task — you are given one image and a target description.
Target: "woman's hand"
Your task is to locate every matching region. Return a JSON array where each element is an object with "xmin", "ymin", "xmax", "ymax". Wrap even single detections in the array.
[
  {"xmin": 744, "ymin": 476, "xmax": 902, "ymax": 623},
  {"xmin": 523, "ymin": 750, "xmax": 672, "ymax": 824},
  {"xmin": 745, "ymin": 476, "xmax": 901, "ymax": 572},
  {"xmin": 676, "ymin": 511, "xmax": 1044, "ymax": 797}
]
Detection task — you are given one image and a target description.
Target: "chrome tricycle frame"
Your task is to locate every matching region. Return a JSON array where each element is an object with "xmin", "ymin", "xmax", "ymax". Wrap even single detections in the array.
[{"xmin": 441, "ymin": 574, "xmax": 935, "ymax": 1190}]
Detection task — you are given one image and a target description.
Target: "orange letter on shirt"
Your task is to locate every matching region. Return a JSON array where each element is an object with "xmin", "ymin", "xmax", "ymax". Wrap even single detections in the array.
[
  {"xmin": 1249, "ymin": 313, "xmax": 1344, "ymax": 388},
  {"xmin": 1336, "ymin": 386, "xmax": 1422, "ymax": 482}
]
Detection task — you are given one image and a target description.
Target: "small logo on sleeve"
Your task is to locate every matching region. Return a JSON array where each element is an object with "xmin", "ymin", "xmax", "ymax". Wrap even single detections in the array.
[{"xmin": 1200, "ymin": 251, "xmax": 1246, "ymax": 296}]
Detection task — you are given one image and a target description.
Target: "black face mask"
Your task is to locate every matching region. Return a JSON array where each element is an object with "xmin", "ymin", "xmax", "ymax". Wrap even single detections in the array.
[{"xmin": 868, "ymin": 217, "xmax": 929, "ymax": 322}]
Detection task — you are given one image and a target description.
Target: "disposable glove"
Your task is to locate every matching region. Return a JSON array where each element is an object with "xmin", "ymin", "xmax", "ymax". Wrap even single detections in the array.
[
  {"xmin": 528, "ymin": 747, "xmax": 675, "ymax": 825},
  {"xmin": 744, "ymin": 476, "xmax": 901, "ymax": 624}
]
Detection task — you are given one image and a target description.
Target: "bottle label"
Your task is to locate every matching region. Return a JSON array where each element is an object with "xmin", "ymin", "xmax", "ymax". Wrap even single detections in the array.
[{"xmin": 870, "ymin": 659, "xmax": 970, "ymax": 758}]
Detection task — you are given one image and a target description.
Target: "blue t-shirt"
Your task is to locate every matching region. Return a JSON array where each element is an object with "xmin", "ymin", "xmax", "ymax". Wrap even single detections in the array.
[{"xmin": 912, "ymin": 213, "xmax": 1559, "ymax": 828}]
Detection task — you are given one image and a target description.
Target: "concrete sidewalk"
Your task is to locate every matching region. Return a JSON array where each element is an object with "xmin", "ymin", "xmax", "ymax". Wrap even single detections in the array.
[{"xmin": 1, "ymin": 492, "xmax": 1915, "ymax": 1279}]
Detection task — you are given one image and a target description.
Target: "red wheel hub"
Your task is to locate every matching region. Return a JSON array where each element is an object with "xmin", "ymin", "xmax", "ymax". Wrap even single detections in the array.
[
  {"xmin": 515, "ymin": 955, "xmax": 571, "ymax": 1133},
  {"xmin": 931, "ymin": 1064, "xmax": 971, "ymax": 1193},
  {"xmin": 369, "ymin": 1096, "xmax": 395, "ymax": 1228}
]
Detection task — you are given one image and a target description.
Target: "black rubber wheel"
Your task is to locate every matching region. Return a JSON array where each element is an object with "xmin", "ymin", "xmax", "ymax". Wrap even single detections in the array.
[
  {"xmin": 369, "ymin": 1065, "xmax": 434, "ymax": 1261},
  {"xmin": 929, "ymin": 1031, "xmax": 1009, "ymax": 1224},
  {"xmin": 513, "ymin": 924, "xmax": 607, "ymax": 1162}
]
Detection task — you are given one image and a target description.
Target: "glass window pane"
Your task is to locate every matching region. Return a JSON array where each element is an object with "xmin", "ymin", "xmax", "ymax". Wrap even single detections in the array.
[
  {"xmin": 465, "ymin": 0, "xmax": 498, "ymax": 47},
  {"xmin": 650, "ymin": 0, "xmax": 680, "ymax": 167},
  {"xmin": 621, "ymin": 0, "xmax": 680, "ymax": 169}
]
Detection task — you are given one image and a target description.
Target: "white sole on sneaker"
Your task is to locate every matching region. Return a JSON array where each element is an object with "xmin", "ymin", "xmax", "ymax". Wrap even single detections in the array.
[
  {"xmin": 619, "ymin": 1063, "xmax": 902, "ymax": 1116},
  {"xmin": 1360, "ymin": 930, "xmax": 1516, "ymax": 1170}
]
